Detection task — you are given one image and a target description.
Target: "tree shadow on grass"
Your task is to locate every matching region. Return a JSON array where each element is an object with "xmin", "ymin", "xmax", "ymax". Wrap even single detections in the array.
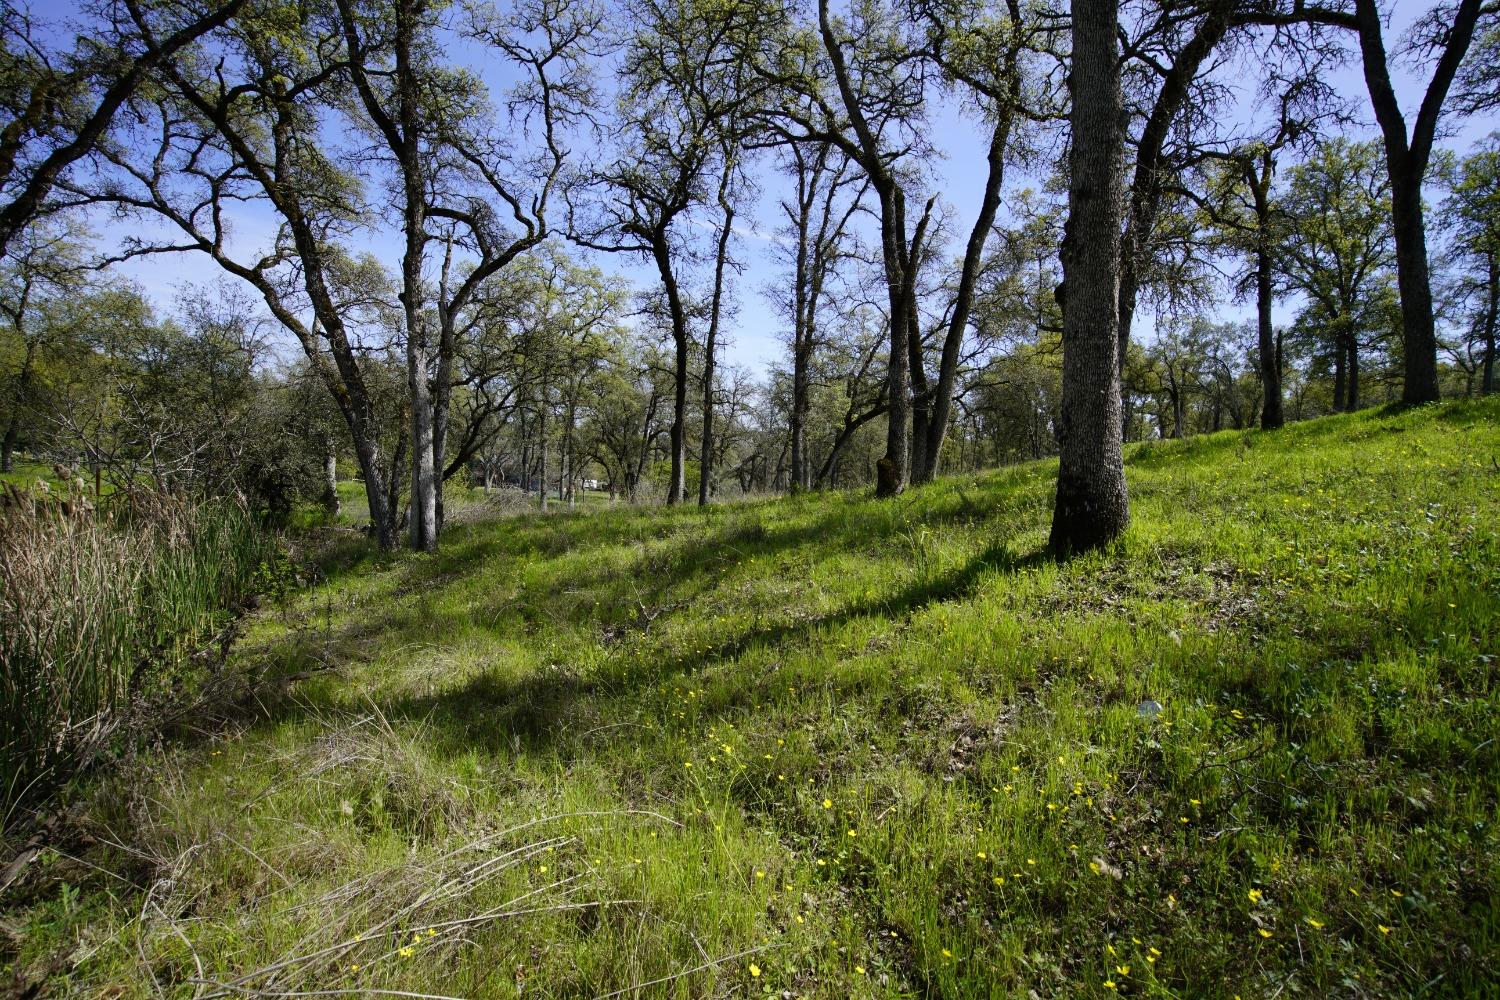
[
  {"xmin": 396, "ymin": 476, "xmax": 1044, "ymax": 618},
  {"xmin": 366, "ymin": 538, "xmax": 1051, "ymax": 761},
  {"xmin": 227, "ymin": 469, "xmax": 1056, "ymax": 770}
]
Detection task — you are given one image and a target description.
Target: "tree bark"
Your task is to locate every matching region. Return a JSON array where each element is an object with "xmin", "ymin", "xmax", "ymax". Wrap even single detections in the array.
[
  {"xmin": 1251, "ymin": 157, "xmax": 1284, "ymax": 429},
  {"xmin": 1333, "ymin": 342, "xmax": 1347, "ymax": 412},
  {"xmin": 649, "ymin": 235, "xmax": 691, "ymax": 505},
  {"xmin": 1346, "ymin": 332, "xmax": 1359, "ymax": 411},
  {"xmin": 385, "ymin": 422, "xmax": 407, "ymax": 539},
  {"xmin": 1350, "ymin": 0, "xmax": 1482, "ymax": 405},
  {"xmin": 1049, "ymin": 0, "xmax": 1129, "ymax": 555},
  {"xmin": 397, "ymin": 0, "xmax": 436, "ymax": 551},
  {"xmin": 537, "ymin": 398, "xmax": 548, "ymax": 512},
  {"xmin": 322, "ymin": 444, "xmax": 340, "ymax": 517},
  {"xmin": 789, "ymin": 163, "xmax": 812, "ymax": 492},
  {"xmin": 1484, "ymin": 258, "xmax": 1497, "ymax": 395},
  {"xmin": 433, "ymin": 237, "xmax": 456, "ymax": 533},
  {"xmin": 1, "ymin": 414, "xmax": 18, "ymax": 473},
  {"xmin": 700, "ymin": 163, "xmax": 735, "ymax": 506}
]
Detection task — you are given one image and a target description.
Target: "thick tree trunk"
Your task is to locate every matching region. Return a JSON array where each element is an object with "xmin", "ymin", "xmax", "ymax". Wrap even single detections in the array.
[
  {"xmin": 1049, "ymin": 0, "xmax": 1129, "ymax": 555},
  {"xmin": 790, "ymin": 349, "xmax": 809, "ymax": 493},
  {"xmin": 1385, "ymin": 168, "xmax": 1439, "ymax": 403},
  {"xmin": 406, "ymin": 349, "xmax": 436, "ymax": 547}
]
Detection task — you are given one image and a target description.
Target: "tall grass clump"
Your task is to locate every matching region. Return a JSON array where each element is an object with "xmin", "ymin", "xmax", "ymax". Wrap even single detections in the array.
[{"xmin": 0, "ymin": 484, "xmax": 278, "ymax": 824}]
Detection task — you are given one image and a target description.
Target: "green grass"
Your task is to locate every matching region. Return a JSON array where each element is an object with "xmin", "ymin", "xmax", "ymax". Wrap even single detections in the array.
[
  {"xmin": 4, "ymin": 400, "xmax": 1498, "ymax": 998},
  {"xmin": 0, "ymin": 459, "xmax": 62, "ymax": 489}
]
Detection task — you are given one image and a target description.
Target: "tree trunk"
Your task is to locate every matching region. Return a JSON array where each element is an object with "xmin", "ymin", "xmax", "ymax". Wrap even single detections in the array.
[
  {"xmin": 1170, "ymin": 369, "xmax": 1184, "ymax": 439},
  {"xmin": 908, "ymin": 292, "xmax": 931, "ymax": 486},
  {"xmin": 1346, "ymin": 333, "xmax": 1360, "ymax": 411},
  {"xmin": 394, "ymin": 0, "xmax": 436, "ymax": 552},
  {"xmin": 406, "ymin": 349, "xmax": 437, "ymax": 548},
  {"xmin": 1253, "ymin": 167, "xmax": 1284, "ymax": 429},
  {"xmin": 1484, "ymin": 258, "xmax": 1497, "ymax": 396},
  {"xmin": 385, "ymin": 425, "xmax": 406, "ymax": 540},
  {"xmin": 322, "ymin": 444, "xmax": 340, "ymax": 517},
  {"xmin": 651, "ymin": 238, "xmax": 690, "ymax": 505},
  {"xmin": 700, "ymin": 168, "xmax": 734, "ymax": 506},
  {"xmin": 815, "ymin": 0, "xmax": 929, "ymax": 499},
  {"xmin": 3, "ymin": 340, "xmax": 37, "ymax": 475},
  {"xmin": 1, "ymin": 414, "xmax": 17, "ymax": 473},
  {"xmin": 875, "ymin": 186, "xmax": 911, "ymax": 498},
  {"xmin": 565, "ymin": 400, "xmax": 578, "ymax": 508},
  {"xmin": 1350, "ymin": 0, "xmax": 1482, "ymax": 405},
  {"xmin": 537, "ymin": 401, "xmax": 548, "ymax": 513},
  {"xmin": 433, "ymin": 238, "xmax": 457, "ymax": 534},
  {"xmin": 1333, "ymin": 344, "xmax": 1347, "ymax": 412},
  {"xmin": 1385, "ymin": 165, "xmax": 1440, "ymax": 403},
  {"xmin": 789, "ymin": 161, "xmax": 815, "ymax": 494},
  {"xmin": 1049, "ymin": 0, "xmax": 1129, "ymax": 555}
]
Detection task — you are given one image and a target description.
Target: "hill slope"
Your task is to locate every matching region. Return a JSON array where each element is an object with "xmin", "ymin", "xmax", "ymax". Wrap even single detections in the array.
[{"xmin": 6, "ymin": 400, "xmax": 1499, "ymax": 998}]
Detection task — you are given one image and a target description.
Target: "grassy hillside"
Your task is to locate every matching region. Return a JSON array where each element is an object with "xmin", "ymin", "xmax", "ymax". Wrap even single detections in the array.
[{"xmin": 5, "ymin": 400, "xmax": 1498, "ymax": 998}]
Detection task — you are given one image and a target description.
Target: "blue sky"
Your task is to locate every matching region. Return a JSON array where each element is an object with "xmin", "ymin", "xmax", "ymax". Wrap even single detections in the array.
[{"xmin": 68, "ymin": 1, "xmax": 1497, "ymax": 375}]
